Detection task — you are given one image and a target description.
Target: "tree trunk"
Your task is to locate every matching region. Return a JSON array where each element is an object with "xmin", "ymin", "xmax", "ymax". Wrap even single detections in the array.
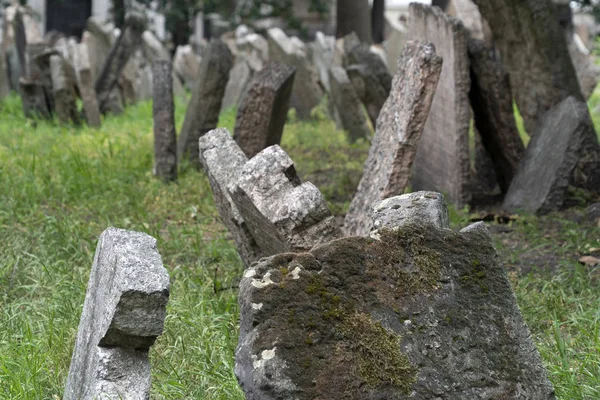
[
  {"xmin": 336, "ymin": 0, "xmax": 372, "ymax": 43},
  {"xmin": 112, "ymin": 0, "xmax": 125, "ymax": 29},
  {"xmin": 371, "ymin": 0, "xmax": 385, "ymax": 44}
]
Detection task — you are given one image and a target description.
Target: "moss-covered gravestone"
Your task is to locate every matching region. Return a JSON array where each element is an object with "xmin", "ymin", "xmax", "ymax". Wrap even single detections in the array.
[{"xmin": 236, "ymin": 192, "xmax": 555, "ymax": 399}]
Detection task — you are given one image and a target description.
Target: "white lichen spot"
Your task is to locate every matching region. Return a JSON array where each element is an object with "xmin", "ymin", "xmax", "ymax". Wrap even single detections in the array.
[
  {"xmin": 370, "ymin": 230, "xmax": 382, "ymax": 241},
  {"xmin": 291, "ymin": 266, "xmax": 301, "ymax": 280},
  {"xmin": 252, "ymin": 303, "xmax": 263, "ymax": 310},
  {"xmin": 252, "ymin": 271, "xmax": 275, "ymax": 288},
  {"xmin": 253, "ymin": 347, "xmax": 277, "ymax": 369},
  {"xmin": 403, "ymin": 319, "xmax": 412, "ymax": 327},
  {"xmin": 244, "ymin": 268, "xmax": 257, "ymax": 278}
]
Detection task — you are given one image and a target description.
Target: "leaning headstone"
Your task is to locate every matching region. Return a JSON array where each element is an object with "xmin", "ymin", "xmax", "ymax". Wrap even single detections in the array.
[
  {"xmin": 63, "ymin": 228, "xmax": 170, "ymax": 400},
  {"xmin": 504, "ymin": 96, "xmax": 590, "ymax": 214},
  {"xmin": 233, "ymin": 62, "xmax": 296, "ymax": 158},
  {"xmin": 468, "ymin": 39, "xmax": 524, "ymax": 193},
  {"xmin": 73, "ymin": 43, "xmax": 102, "ymax": 128},
  {"xmin": 173, "ymin": 44, "xmax": 200, "ymax": 91},
  {"xmin": 346, "ymin": 63, "xmax": 389, "ymax": 128},
  {"xmin": 95, "ymin": 9, "xmax": 146, "ymax": 114},
  {"xmin": 328, "ymin": 66, "xmax": 371, "ymax": 142},
  {"xmin": 152, "ymin": 60, "xmax": 177, "ymax": 182},
  {"xmin": 236, "ymin": 192, "xmax": 555, "ymax": 399},
  {"xmin": 50, "ymin": 55, "xmax": 80, "ymax": 125},
  {"xmin": 344, "ymin": 41, "xmax": 443, "ymax": 237},
  {"xmin": 199, "ymin": 128, "xmax": 260, "ymax": 267},
  {"xmin": 221, "ymin": 59, "xmax": 252, "ymax": 112},
  {"xmin": 230, "ymin": 145, "xmax": 341, "ymax": 257},
  {"xmin": 267, "ymin": 27, "xmax": 323, "ymax": 119},
  {"xmin": 177, "ymin": 39, "xmax": 233, "ymax": 167},
  {"xmin": 408, "ymin": 3, "xmax": 472, "ymax": 207},
  {"xmin": 19, "ymin": 78, "xmax": 50, "ymax": 119},
  {"xmin": 311, "ymin": 32, "xmax": 337, "ymax": 92}
]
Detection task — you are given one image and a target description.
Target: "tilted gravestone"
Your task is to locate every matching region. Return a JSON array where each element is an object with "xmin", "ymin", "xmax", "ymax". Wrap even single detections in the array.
[
  {"xmin": 328, "ymin": 66, "xmax": 371, "ymax": 142},
  {"xmin": 344, "ymin": 41, "xmax": 443, "ymax": 237},
  {"xmin": 177, "ymin": 39, "xmax": 233, "ymax": 168},
  {"xmin": 233, "ymin": 62, "xmax": 296, "ymax": 158},
  {"xmin": 408, "ymin": 3, "xmax": 472, "ymax": 207},
  {"xmin": 63, "ymin": 228, "xmax": 170, "ymax": 400},
  {"xmin": 346, "ymin": 63, "xmax": 389, "ymax": 128},
  {"xmin": 95, "ymin": 9, "xmax": 146, "ymax": 115},
  {"xmin": 267, "ymin": 28, "xmax": 323, "ymax": 119},
  {"xmin": 19, "ymin": 77, "xmax": 51, "ymax": 119},
  {"xmin": 221, "ymin": 58, "xmax": 252, "ymax": 112},
  {"xmin": 504, "ymin": 96, "xmax": 590, "ymax": 215},
  {"xmin": 73, "ymin": 42, "xmax": 102, "ymax": 128},
  {"xmin": 236, "ymin": 192, "xmax": 556, "ymax": 399},
  {"xmin": 50, "ymin": 55, "xmax": 80, "ymax": 125},
  {"xmin": 468, "ymin": 39, "xmax": 524, "ymax": 193},
  {"xmin": 152, "ymin": 60, "xmax": 177, "ymax": 182}
]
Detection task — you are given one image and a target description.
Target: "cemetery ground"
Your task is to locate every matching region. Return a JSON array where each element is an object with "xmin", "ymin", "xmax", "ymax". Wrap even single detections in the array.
[{"xmin": 0, "ymin": 94, "xmax": 599, "ymax": 399}]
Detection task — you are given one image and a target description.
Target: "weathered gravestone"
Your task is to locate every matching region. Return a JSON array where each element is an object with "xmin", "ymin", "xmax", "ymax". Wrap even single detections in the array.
[
  {"xmin": 73, "ymin": 42, "xmax": 102, "ymax": 128},
  {"xmin": 221, "ymin": 59, "xmax": 252, "ymax": 112},
  {"xmin": 95, "ymin": 9, "xmax": 146, "ymax": 114},
  {"xmin": 177, "ymin": 39, "xmax": 232, "ymax": 168},
  {"xmin": 344, "ymin": 41, "xmax": 443, "ymax": 237},
  {"xmin": 384, "ymin": 14, "xmax": 408, "ymax": 75},
  {"xmin": 236, "ymin": 192, "xmax": 556, "ymax": 399},
  {"xmin": 173, "ymin": 44, "xmax": 200, "ymax": 91},
  {"xmin": 328, "ymin": 66, "xmax": 371, "ymax": 142},
  {"xmin": 408, "ymin": 3, "xmax": 472, "ymax": 207},
  {"xmin": 343, "ymin": 32, "xmax": 392, "ymax": 95},
  {"xmin": 29, "ymin": 46, "xmax": 57, "ymax": 114},
  {"xmin": 63, "ymin": 228, "xmax": 170, "ymax": 400},
  {"xmin": 468, "ymin": 39, "xmax": 524, "ymax": 193},
  {"xmin": 152, "ymin": 60, "xmax": 177, "ymax": 182},
  {"xmin": 233, "ymin": 62, "xmax": 296, "ymax": 158},
  {"xmin": 141, "ymin": 30, "xmax": 185, "ymax": 99},
  {"xmin": 267, "ymin": 27, "xmax": 323, "ymax": 119},
  {"xmin": 346, "ymin": 63, "xmax": 389, "ymax": 128},
  {"xmin": 311, "ymin": 32, "xmax": 337, "ymax": 93},
  {"xmin": 50, "ymin": 55, "xmax": 80, "ymax": 125},
  {"xmin": 19, "ymin": 77, "xmax": 50, "ymax": 119},
  {"xmin": 0, "ymin": 49, "xmax": 9, "ymax": 99},
  {"xmin": 504, "ymin": 96, "xmax": 590, "ymax": 215},
  {"xmin": 230, "ymin": 145, "xmax": 342, "ymax": 257}
]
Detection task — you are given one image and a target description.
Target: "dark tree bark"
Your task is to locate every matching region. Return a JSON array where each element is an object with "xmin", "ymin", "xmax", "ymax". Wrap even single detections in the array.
[
  {"xmin": 432, "ymin": 0, "xmax": 450, "ymax": 11},
  {"xmin": 371, "ymin": 0, "xmax": 385, "ymax": 44},
  {"xmin": 112, "ymin": 0, "xmax": 125, "ymax": 29},
  {"xmin": 336, "ymin": 0, "xmax": 372, "ymax": 43}
]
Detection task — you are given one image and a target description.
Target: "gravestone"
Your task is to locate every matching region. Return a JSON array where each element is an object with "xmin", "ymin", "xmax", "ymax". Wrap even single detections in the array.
[
  {"xmin": 311, "ymin": 32, "xmax": 337, "ymax": 92},
  {"xmin": 344, "ymin": 41, "xmax": 443, "ymax": 237},
  {"xmin": 152, "ymin": 60, "xmax": 177, "ymax": 182},
  {"xmin": 233, "ymin": 62, "xmax": 296, "ymax": 158},
  {"xmin": 29, "ymin": 46, "xmax": 57, "ymax": 113},
  {"xmin": 73, "ymin": 42, "xmax": 101, "ymax": 128},
  {"xmin": 236, "ymin": 192, "xmax": 556, "ymax": 399},
  {"xmin": 409, "ymin": 3, "xmax": 472, "ymax": 207},
  {"xmin": 177, "ymin": 39, "xmax": 233, "ymax": 168},
  {"xmin": 237, "ymin": 32, "xmax": 269, "ymax": 64},
  {"xmin": 343, "ymin": 32, "xmax": 392, "ymax": 96},
  {"xmin": 267, "ymin": 27, "xmax": 323, "ymax": 119},
  {"xmin": 567, "ymin": 32, "xmax": 598, "ymax": 100},
  {"xmin": 0, "ymin": 49, "xmax": 9, "ymax": 99},
  {"xmin": 384, "ymin": 14, "xmax": 408, "ymax": 75},
  {"xmin": 173, "ymin": 44, "xmax": 200, "ymax": 91},
  {"xmin": 346, "ymin": 63, "xmax": 389, "ymax": 128},
  {"xmin": 95, "ymin": 9, "xmax": 146, "ymax": 114},
  {"xmin": 230, "ymin": 145, "xmax": 341, "ymax": 257},
  {"xmin": 504, "ymin": 96, "xmax": 590, "ymax": 214},
  {"xmin": 328, "ymin": 66, "xmax": 371, "ymax": 142},
  {"xmin": 199, "ymin": 128, "xmax": 260, "ymax": 268},
  {"xmin": 50, "ymin": 55, "xmax": 80, "ymax": 125},
  {"xmin": 468, "ymin": 39, "xmax": 524, "ymax": 193},
  {"xmin": 19, "ymin": 78, "xmax": 51, "ymax": 119},
  {"xmin": 221, "ymin": 59, "xmax": 252, "ymax": 112},
  {"xmin": 63, "ymin": 228, "xmax": 170, "ymax": 400},
  {"xmin": 141, "ymin": 30, "xmax": 185, "ymax": 98}
]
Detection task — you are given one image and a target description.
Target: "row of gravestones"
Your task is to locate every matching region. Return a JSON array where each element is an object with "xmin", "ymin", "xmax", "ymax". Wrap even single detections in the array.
[{"xmin": 62, "ymin": 29, "xmax": 557, "ymax": 399}]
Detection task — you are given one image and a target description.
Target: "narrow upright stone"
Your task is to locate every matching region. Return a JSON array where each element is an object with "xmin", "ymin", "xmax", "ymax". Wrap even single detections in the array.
[
  {"xmin": 408, "ymin": 3, "xmax": 472, "ymax": 206},
  {"xmin": 152, "ymin": 60, "xmax": 177, "ymax": 182},
  {"xmin": 344, "ymin": 41, "xmax": 443, "ymax": 237},
  {"xmin": 19, "ymin": 78, "xmax": 51, "ymax": 119},
  {"xmin": 95, "ymin": 9, "xmax": 146, "ymax": 114},
  {"xmin": 73, "ymin": 42, "xmax": 102, "ymax": 128},
  {"xmin": 0, "ymin": 49, "xmax": 9, "ymax": 100},
  {"xmin": 221, "ymin": 59, "xmax": 252, "ymax": 112},
  {"xmin": 328, "ymin": 66, "xmax": 371, "ymax": 142},
  {"xmin": 173, "ymin": 44, "xmax": 200, "ymax": 91},
  {"xmin": 50, "ymin": 55, "xmax": 80, "ymax": 125},
  {"xmin": 63, "ymin": 228, "xmax": 170, "ymax": 400},
  {"xmin": 233, "ymin": 63, "xmax": 296, "ymax": 158},
  {"xmin": 177, "ymin": 39, "xmax": 233, "ymax": 168}
]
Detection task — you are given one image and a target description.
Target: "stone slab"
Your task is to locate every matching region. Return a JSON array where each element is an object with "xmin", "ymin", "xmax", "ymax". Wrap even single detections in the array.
[
  {"xmin": 152, "ymin": 60, "xmax": 177, "ymax": 182},
  {"xmin": 328, "ymin": 66, "xmax": 371, "ymax": 142}
]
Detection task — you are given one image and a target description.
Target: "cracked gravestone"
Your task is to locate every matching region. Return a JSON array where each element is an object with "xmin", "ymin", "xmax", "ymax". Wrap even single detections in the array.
[
  {"xmin": 344, "ymin": 41, "xmax": 443, "ymax": 237},
  {"xmin": 236, "ymin": 191, "xmax": 556, "ymax": 399},
  {"xmin": 152, "ymin": 60, "xmax": 177, "ymax": 182},
  {"xmin": 63, "ymin": 228, "xmax": 170, "ymax": 400},
  {"xmin": 177, "ymin": 39, "xmax": 233, "ymax": 168},
  {"xmin": 50, "ymin": 55, "xmax": 80, "ymax": 125},
  {"xmin": 233, "ymin": 62, "xmax": 296, "ymax": 158},
  {"xmin": 408, "ymin": 3, "xmax": 472, "ymax": 207},
  {"xmin": 328, "ymin": 66, "xmax": 371, "ymax": 142},
  {"xmin": 73, "ymin": 42, "xmax": 102, "ymax": 128}
]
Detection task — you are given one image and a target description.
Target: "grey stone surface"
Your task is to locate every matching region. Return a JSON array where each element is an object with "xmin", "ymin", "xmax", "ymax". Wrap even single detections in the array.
[
  {"xmin": 63, "ymin": 228, "xmax": 170, "ymax": 400},
  {"xmin": 267, "ymin": 27, "xmax": 323, "ymax": 119},
  {"xmin": 329, "ymin": 66, "xmax": 371, "ymax": 142},
  {"xmin": 230, "ymin": 145, "xmax": 341, "ymax": 258},
  {"xmin": 0, "ymin": 49, "xmax": 8, "ymax": 99},
  {"xmin": 152, "ymin": 60, "xmax": 177, "ymax": 182},
  {"xmin": 567, "ymin": 32, "xmax": 598, "ymax": 101},
  {"xmin": 237, "ymin": 194, "xmax": 555, "ymax": 400},
  {"xmin": 409, "ymin": 3, "xmax": 472, "ymax": 207},
  {"xmin": 344, "ymin": 41, "xmax": 443, "ymax": 237},
  {"xmin": 384, "ymin": 14, "xmax": 408, "ymax": 75},
  {"xmin": 233, "ymin": 62, "xmax": 296, "ymax": 159},
  {"xmin": 504, "ymin": 96, "xmax": 590, "ymax": 214},
  {"xmin": 28, "ymin": 45, "xmax": 56, "ymax": 113},
  {"xmin": 199, "ymin": 128, "xmax": 259, "ymax": 267},
  {"xmin": 346, "ymin": 63, "xmax": 389, "ymax": 128},
  {"xmin": 50, "ymin": 55, "xmax": 80, "ymax": 125},
  {"xmin": 19, "ymin": 77, "xmax": 50, "ymax": 119},
  {"xmin": 177, "ymin": 39, "xmax": 233, "ymax": 167},
  {"xmin": 95, "ymin": 9, "xmax": 146, "ymax": 115},
  {"xmin": 221, "ymin": 59, "xmax": 252, "ymax": 112},
  {"xmin": 73, "ymin": 42, "xmax": 102, "ymax": 128},
  {"xmin": 173, "ymin": 44, "xmax": 200, "ymax": 91},
  {"xmin": 343, "ymin": 32, "xmax": 392, "ymax": 97},
  {"xmin": 311, "ymin": 31, "xmax": 337, "ymax": 92},
  {"xmin": 141, "ymin": 30, "xmax": 185, "ymax": 98}
]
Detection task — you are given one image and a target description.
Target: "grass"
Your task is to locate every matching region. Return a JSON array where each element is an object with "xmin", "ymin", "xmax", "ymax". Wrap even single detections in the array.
[{"xmin": 0, "ymin": 93, "xmax": 599, "ymax": 399}]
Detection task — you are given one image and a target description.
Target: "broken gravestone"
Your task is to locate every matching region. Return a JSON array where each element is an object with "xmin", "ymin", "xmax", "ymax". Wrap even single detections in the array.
[
  {"xmin": 63, "ymin": 228, "xmax": 170, "ymax": 400},
  {"xmin": 50, "ymin": 55, "xmax": 80, "ymax": 125},
  {"xmin": 177, "ymin": 39, "xmax": 233, "ymax": 168},
  {"xmin": 344, "ymin": 41, "xmax": 443, "ymax": 237},
  {"xmin": 408, "ymin": 3, "xmax": 472, "ymax": 207},
  {"xmin": 236, "ymin": 192, "xmax": 556, "ymax": 399},
  {"xmin": 73, "ymin": 42, "xmax": 102, "ymax": 128},
  {"xmin": 328, "ymin": 66, "xmax": 371, "ymax": 142},
  {"xmin": 504, "ymin": 96, "xmax": 590, "ymax": 215},
  {"xmin": 233, "ymin": 62, "xmax": 296, "ymax": 158},
  {"xmin": 152, "ymin": 60, "xmax": 177, "ymax": 182}
]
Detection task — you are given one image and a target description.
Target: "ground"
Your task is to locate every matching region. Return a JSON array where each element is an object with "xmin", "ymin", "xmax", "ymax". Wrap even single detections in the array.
[{"xmin": 0, "ymin": 95, "xmax": 598, "ymax": 399}]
